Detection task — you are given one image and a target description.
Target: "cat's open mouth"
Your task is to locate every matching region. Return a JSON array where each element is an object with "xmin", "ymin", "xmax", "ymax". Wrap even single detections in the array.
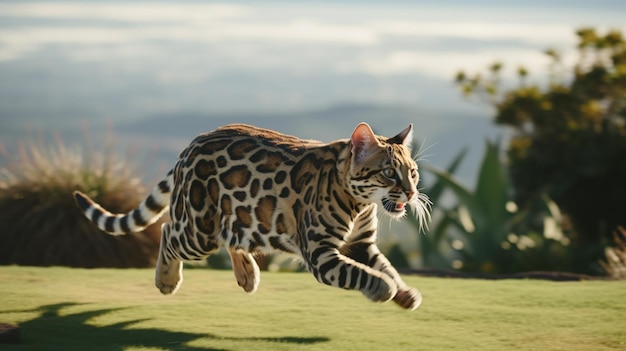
[{"xmin": 382, "ymin": 197, "xmax": 406, "ymax": 216}]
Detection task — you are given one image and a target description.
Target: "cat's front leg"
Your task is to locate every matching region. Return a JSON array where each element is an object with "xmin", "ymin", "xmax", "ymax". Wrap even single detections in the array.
[
  {"xmin": 373, "ymin": 255, "xmax": 422, "ymax": 310},
  {"xmin": 341, "ymin": 241, "xmax": 422, "ymax": 310},
  {"xmin": 392, "ymin": 287, "xmax": 422, "ymax": 310},
  {"xmin": 367, "ymin": 245, "xmax": 422, "ymax": 310},
  {"xmin": 306, "ymin": 245, "xmax": 397, "ymax": 303}
]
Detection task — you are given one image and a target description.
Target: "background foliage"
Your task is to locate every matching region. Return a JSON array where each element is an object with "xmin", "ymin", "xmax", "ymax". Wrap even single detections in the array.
[{"xmin": 453, "ymin": 28, "xmax": 626, "ymax": 274}]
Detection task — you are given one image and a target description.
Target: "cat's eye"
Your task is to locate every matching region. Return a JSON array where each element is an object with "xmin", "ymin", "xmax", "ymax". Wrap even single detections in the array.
[
  {"xmin": 411, "ymin": 169, "xmax": 418, "ymax": 179},
  {"xmin": 382, "ymin": 167, "xmax": 396, "ymax": 178}
]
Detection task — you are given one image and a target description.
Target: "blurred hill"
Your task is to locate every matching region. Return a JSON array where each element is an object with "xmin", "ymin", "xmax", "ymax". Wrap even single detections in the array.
[{"xmin": 110, "ymin": 103, "xmax": 501, "ymax": 186}]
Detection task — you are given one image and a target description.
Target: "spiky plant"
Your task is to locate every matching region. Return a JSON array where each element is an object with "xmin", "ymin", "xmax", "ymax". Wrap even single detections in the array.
[{"xmin": 0, "ymin": 134, "xmax": 160, "ymax": 268}]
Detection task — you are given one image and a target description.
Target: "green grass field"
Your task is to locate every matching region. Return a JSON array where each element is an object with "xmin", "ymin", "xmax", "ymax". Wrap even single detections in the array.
[{"xmin": 0, "ymin": 266, "xmax": 624, "ymax": 351}]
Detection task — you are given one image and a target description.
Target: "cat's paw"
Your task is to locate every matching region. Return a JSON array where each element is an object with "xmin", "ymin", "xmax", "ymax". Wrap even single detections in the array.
[
  {"xmin": 393, "ymin": 287, "xmax": 422, "ymax": 311},
  {"xmin": 229, "ymin": 249, "xmax": 260, "ymax": 294},
  {"xmin": 156, "ymin": 278, "xmax": 182, "ymax": 295},
  {"xmin": 234, "ymin": 258, "xmax": 260, "ymax": 293},
  {"xmin": 362, "ymin": 274, "xmax": 397, "ymax": 302},
  {"xmin": 155, "ymin": 260, "xmax": 183, "ymax": 295}
]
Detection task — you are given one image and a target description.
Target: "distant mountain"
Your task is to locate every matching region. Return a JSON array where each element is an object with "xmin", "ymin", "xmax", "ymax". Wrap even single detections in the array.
[
  {"xmin": 115, "ymin": 103, "xmax": 449, "ymax": 140},
  {"xmin": 113, "ymin": 103, "xmax": 501, "ymax": 187}
]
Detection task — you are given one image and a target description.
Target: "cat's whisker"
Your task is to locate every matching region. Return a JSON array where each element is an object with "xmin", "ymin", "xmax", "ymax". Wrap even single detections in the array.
[
  {"xmin": 409, "ymin": 192, "xmax": 432, "ymax": 233},
  {"xmin": 412, "ymin": 139, "xmax": 436, "ymax": 163},
  {"xmin": 376, "ymin": 205, "xmax": 386, "ymax": 220}
]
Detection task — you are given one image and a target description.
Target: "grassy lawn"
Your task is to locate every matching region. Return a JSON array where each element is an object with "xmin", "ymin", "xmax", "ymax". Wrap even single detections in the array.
[{"xmin": 0, "ymin": 266, "xmax": 624, "ymax": 351}]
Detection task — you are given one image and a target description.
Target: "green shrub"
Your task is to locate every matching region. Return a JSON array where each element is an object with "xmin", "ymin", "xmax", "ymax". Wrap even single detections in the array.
[
  {"xmin": 0, "ymin": 135, "xmax": 160, "ymax": 267},
  {"xmin": 456, "ymin": 28, "xmax": 626, "ymax": 274}
]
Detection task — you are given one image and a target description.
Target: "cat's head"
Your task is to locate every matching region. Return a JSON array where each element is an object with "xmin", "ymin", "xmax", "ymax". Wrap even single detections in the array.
[{"xmin": 348, "ymin": 123, "xmax": 431, "ymax": 226}]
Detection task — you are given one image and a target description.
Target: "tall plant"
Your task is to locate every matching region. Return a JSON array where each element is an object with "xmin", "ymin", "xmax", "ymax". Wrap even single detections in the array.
[{"xmin": 414, "ymin": 140, "xmax": 569, "ymax": 273}]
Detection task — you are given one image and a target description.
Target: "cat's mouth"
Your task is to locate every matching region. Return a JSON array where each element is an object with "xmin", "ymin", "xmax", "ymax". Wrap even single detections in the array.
[{"xmin": 381, "ymin": 197, "xmax": 406, "ymax": 216}]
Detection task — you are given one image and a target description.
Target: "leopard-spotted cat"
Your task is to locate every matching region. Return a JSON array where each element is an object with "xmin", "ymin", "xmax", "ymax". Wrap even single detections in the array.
[{"xmin": 74, "ymin": 123, "xmax": 431, "ymax": 310}]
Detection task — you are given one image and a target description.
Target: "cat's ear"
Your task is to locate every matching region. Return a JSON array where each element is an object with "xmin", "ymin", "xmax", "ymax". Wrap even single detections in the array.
[
  {"xmin": 351, "ymin": 122, "xmax": 380, "ymax": 165},
  {"xmin": 387, "ymin": 124, "xmax": 414, "ymax": 148}
]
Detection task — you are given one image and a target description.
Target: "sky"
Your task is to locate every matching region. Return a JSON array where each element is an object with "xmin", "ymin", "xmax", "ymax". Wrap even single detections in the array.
[{"xmin": 0, "ymin": 1, "xmax": 625, "ymax": 184}]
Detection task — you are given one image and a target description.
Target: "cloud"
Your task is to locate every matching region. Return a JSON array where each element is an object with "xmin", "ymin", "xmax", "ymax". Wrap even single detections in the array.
[
  {"xmin": 0, "ymin": 2, "xmax": 623, "ymax": 80},
  {"xmin": 0, "ymin": 3, "xmax": 377, "ymax": 47},
  {"xmin": 336, "ymin": 48, "xmax": 567, "ymax": 79},
  {"xmin": 0, "ymin": 3, "xmax": 247, "ymax": 23},
  {"xmin": 372, "ymin": 21, "xmax": 573, "ymax": 46}
]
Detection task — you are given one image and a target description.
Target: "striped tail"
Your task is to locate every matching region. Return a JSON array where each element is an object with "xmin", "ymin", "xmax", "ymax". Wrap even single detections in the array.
[{"xmin": 73, "ymin": 171, "xmax": 173, "ymax": 235}]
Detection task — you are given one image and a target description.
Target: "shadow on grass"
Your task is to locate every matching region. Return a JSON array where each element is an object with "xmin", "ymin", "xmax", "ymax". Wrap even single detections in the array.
[{"xmin": 5, "ymin": 303, "xmax": 329, "ymax": 350}]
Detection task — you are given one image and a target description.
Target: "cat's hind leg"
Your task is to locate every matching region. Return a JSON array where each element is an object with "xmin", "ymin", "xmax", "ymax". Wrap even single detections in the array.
[
  {"xmin": 228, "ymin": 248, "xmax": 260, "ymax": 293},
  {"xmin": 155, "ymin": 223, "xmax": 183, "ymax": 294}
]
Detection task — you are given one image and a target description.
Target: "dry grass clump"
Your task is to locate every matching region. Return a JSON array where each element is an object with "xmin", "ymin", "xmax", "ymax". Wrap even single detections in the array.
[
  {"xmin": 0, "ymin": 134, "xmax": 160, "ymax": 268},
  {"xmin": 600, "ymin": 227, "xmax": 626, "ymax": 279}
]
